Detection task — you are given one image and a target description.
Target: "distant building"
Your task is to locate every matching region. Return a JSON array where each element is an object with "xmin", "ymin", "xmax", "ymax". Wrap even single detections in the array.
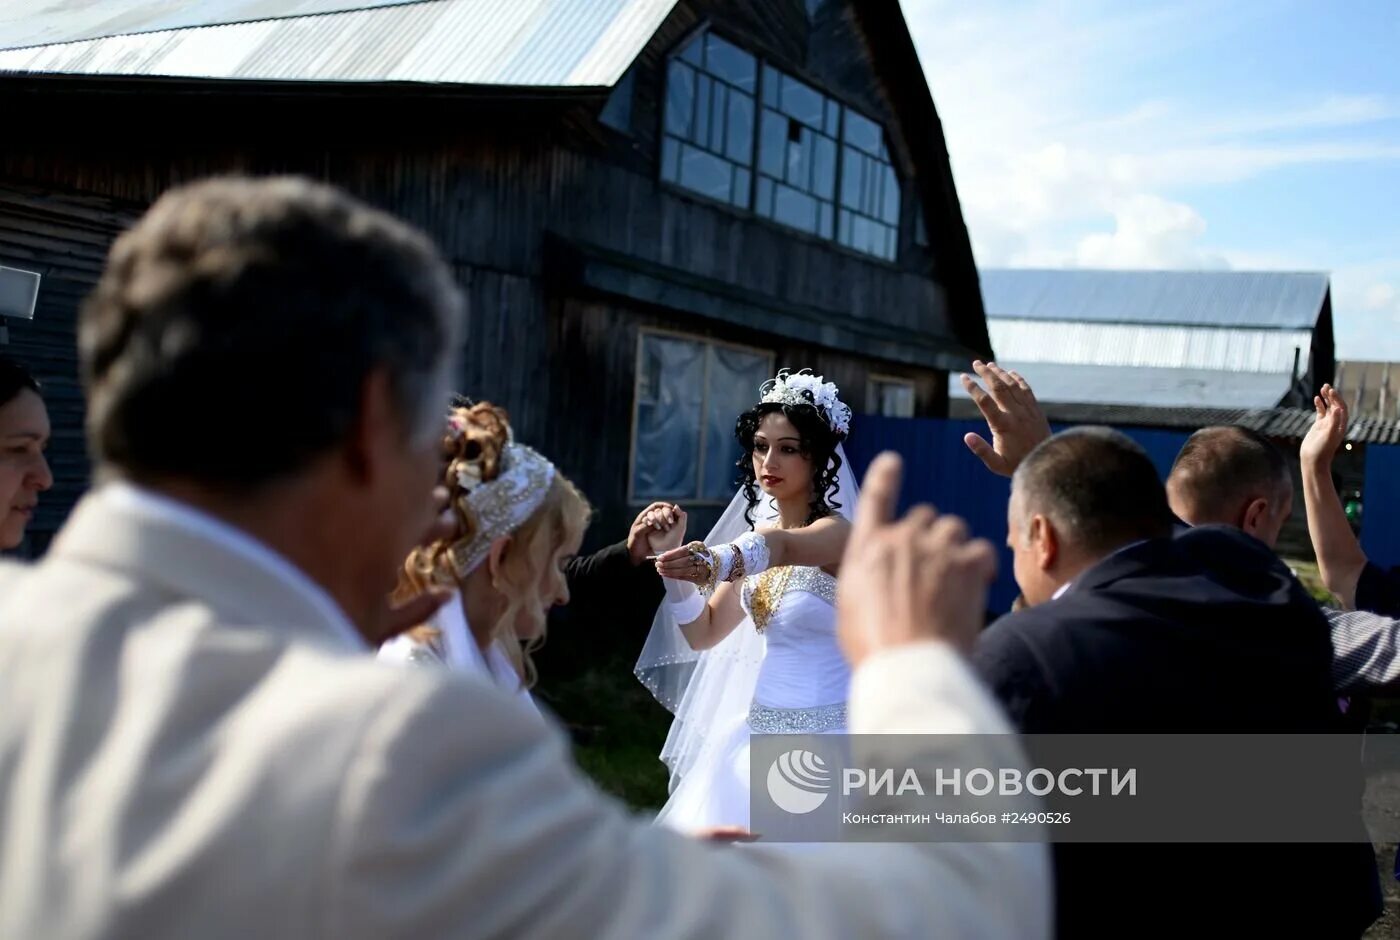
[
  {"xmin": 1335, "ymin": 360, "xmax": 1400, "ymax": 421},
  {"xmin": 952, "ymin": 267, "xmax": 1334, "ymax": 411}
]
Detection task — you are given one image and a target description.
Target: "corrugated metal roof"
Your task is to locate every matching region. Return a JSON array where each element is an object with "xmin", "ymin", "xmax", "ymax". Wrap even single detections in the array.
[
  {"xmin": 980, "ymin": 268, "xmax": 1329, "ymax": 330},
  {"xmin": 988, "ymin": 318, "xmax": 1312, "ymax": 373},
  {"xmin": 948, "ymin": 361, "xmax": 1295, "ymax": 409},
  {"xmin": 0, "ymin": 0, "xmax": 677, "ymax": 86},
  {"xmin": 947, "ymin": 399, "xmax": 1400, "ymax": 445},
  {"xmin": 948, "ymin": 400, "xmax": 1400, "ymax": 445},
  {"xmin": 1335, "ymin": 360, "xmax": 1400, "ymax": 422},
  {"xmin": 0, "ymin": 2, "xmax": 423, "ymax": 50}
]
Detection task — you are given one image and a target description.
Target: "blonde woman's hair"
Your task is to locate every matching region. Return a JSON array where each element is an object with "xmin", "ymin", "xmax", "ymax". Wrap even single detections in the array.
[{"xmin": 396, "ymin": 401, "xmax": 591, "ymax": 688}]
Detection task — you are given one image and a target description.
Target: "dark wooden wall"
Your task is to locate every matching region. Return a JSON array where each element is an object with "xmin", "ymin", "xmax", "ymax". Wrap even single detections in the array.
[
  {"xmin": 0, "ymin": 0, "xmax": 988, "ymax": 548},
  {"xmin": 542, "ymin": 291, "xmax": 936, "ymax": 544}
]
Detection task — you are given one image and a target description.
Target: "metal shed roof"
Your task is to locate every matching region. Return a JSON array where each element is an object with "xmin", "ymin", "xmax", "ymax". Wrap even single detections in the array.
[
  {"xmin": 947, "ymin": 399, "xmax": 1400, "ymax": 446},
  {"xmin": 986, "ymin": 318, "xmax": 1313, "ymax": 374},
  {"xmin": 948, "ymin": 361, "xmax": 1297, "ymax": 409},
  {"xmin": 0, "ymin": 0, "xmax": 678, "ymax": 86},
  {"xmin": 980, "ymin": 268, "xmax": 1330, "ymax": 330}
]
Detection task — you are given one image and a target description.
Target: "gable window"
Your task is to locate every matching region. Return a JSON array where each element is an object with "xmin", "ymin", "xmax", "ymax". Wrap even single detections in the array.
[
  {"xmin": 631, "ymin": 330, "xmax": 774, "ymax": 503},
  {"xmin": 755, "ymin": 65, "xmax": 839, "ymax": 239},
  {"xmin": 838, "ymin": 110, "xmax": 900, "ymax": 260},
  {"xmin": 660, "ymin": 32, "xmax": 756, "ymax": 209},
  {"xmin": 660, "ymin": 28, "xmax": 902, "ymax": 262}
]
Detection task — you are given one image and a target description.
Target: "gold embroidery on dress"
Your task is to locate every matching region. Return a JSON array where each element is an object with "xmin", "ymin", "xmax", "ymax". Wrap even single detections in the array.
[
  {"xmin": 747, "ymin": 566, "xmax": 837, "ymax": 633},
  {"xmin": 749, "ymin": 566, "xmax": 795, "ymax": 633}
]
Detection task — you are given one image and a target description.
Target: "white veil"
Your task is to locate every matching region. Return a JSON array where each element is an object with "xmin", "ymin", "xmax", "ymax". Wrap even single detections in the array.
[{"xmin": 634, "ymin": 442, "xmax": 860, "ymax": 794}]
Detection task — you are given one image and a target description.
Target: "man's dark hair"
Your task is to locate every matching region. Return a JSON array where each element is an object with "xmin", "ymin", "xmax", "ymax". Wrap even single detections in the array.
[
  {"xmin": 1167, "ymin": 425, "xmax": 1290, "ymax": 522},
  {"xmin": 0, "ymin": 355, "xmax": 41, "ymax": 409},
  {"xmin": 1013, "ymin": 427, "xmax": 1174, "ymax": 553},
  {"xmin": 78, "ymin": 176, "xmax": 461, "ymax": 491}
]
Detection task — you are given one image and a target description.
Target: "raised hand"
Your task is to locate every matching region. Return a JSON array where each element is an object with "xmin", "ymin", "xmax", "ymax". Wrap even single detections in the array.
[
  {"xmin": 1300, "ymin": 384, "xmax": 1349, "ymax": 472},
  {"xmin": 960, "ymin": 360, "xmax": 1051, "ymax": 477}
]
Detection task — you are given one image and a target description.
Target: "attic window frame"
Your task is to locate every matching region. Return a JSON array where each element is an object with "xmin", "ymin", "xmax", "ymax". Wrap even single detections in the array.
[{"xmin": 658, "ymin": 24, "xmax": 903, "ymax": 263}]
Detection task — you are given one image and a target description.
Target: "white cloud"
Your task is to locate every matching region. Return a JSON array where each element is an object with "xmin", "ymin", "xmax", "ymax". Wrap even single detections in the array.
[
  {"xmin": 1189, "ymin": 94, "xmax": 1399, "ymax": 138},
  {"xmin": 904, "ymin": 0, "xmax": 1400, "ymax": 357},
  {"xmin": 1363, "ymin": 283, "xmax": 1397, "ymax": 311},
  {"xmin": 1075, "ymin": 195, "xmax": 1229, "ymax": 269}
]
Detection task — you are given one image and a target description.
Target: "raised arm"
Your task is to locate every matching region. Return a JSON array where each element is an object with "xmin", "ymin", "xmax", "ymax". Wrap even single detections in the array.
[
  {"xmin": 1300, "ymin": 385, "xmax": 1368, "ymax": 608},
  {"xmin": 653, "ymin": 515, "xmax": 850, "ymax": 649}
]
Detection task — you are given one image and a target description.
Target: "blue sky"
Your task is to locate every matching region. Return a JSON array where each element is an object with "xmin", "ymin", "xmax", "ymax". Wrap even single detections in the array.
[{"xmin": 904, "ymin": 0, "xmax": 1400, "ymax": 358}]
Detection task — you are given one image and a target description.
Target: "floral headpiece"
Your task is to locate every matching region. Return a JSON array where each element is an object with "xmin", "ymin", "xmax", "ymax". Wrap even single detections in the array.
[{"xmin": 759, "ymin": 369, "xmax": 852, "ymax": 438}]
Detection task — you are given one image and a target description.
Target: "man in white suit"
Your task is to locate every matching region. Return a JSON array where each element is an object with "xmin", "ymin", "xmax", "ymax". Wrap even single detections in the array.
[{"xmin": 0, "ymin": 177, "xmax": 1048, "ymax": 939}]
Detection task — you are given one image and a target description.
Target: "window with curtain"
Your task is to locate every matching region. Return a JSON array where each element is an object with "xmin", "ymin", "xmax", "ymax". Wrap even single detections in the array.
[
  {"xmin": 631, "ymin": 332, "xmax": 774, "ymax": 502},
  {"xmin": 659, "ymin": 27, "xmax": 903, "ymax": 262}
]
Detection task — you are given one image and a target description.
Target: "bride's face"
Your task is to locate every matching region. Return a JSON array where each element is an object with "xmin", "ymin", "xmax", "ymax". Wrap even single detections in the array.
[{"xmin": 752, "ymin": 412, "xmax": 813, "ymax": 503}]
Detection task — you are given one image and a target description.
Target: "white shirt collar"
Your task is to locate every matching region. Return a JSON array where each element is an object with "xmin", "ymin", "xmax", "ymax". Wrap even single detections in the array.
[{"xmin": 102, "ymin": 481, "xmax": 364, "ymax": 651}]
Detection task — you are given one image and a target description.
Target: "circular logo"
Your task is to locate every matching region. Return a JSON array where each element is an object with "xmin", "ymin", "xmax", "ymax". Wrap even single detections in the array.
[{"xmin": 766, "ymin": 748, "xmax": 831, "ymax": 814}]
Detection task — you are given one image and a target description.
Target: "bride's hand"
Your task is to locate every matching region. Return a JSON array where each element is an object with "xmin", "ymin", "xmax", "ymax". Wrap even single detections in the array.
[{"xmin": 654, "ymin": 544, "xmax": 710, "ymax": 585}]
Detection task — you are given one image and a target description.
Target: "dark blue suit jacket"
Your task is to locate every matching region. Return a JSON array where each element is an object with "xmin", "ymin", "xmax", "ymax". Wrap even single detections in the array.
[{"xmin": 973, "ymin": 526, "xmax": 1380, "ymax": 937}]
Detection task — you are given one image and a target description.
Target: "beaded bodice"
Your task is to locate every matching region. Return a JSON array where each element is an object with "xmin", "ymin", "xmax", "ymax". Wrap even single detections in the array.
[{"xmin": 738, "ymin": 565, "xmax": 848, "ymax": 716}]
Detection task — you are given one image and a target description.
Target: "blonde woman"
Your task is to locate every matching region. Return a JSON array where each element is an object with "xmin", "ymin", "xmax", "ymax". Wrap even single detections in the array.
[{"xmin": 379, "ymin": 402, "xmax": 590, "ymax": 704}]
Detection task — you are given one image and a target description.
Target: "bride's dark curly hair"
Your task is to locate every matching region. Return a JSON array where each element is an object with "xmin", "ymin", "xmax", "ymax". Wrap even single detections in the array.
[{"xmin": 736, "ymin": 401, "xmax": 845, "ymax": 527}]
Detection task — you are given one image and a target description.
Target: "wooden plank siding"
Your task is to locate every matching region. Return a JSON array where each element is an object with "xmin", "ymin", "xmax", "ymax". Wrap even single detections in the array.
[{"xmin": 0, "ymin": 0, "xmax": 987, "ymax": 548}]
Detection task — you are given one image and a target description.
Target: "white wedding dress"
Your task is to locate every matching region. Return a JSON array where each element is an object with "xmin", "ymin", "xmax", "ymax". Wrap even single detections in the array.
[
  {"xmin": 655, "ymin": 564, "xmax": 850, "ymax": 832},
  {"xmin": 636, "ymin": 442, "xmax": 860, "ymax": 835}
]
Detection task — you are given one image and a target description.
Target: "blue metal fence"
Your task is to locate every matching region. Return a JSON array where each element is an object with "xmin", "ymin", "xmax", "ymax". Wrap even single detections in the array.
[
  {"xmin": 845, "ymin": 416, "xmax": 1193, "ymax": 615},
  {"xmin": 1363, "ymin": 445, "xmax": 1400, "ymax": 570}
]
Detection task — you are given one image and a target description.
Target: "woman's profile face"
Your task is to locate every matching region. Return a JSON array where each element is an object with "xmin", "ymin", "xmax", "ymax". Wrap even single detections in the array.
[
  {"xmin": 0, "ymin": 388, "xmax": 52, "ymax": 549},
  {"xmin": 512, "ymin": 527, "xmax": 583, "ymax": 640}
]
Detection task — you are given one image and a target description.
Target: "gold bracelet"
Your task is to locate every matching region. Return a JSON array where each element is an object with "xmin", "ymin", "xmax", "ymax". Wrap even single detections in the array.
[{"xmin": 684, "ymin": 541, "xmax": 720, "ymax": 596}]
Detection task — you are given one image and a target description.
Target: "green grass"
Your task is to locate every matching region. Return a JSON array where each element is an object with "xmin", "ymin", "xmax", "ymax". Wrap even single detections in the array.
[
  {"xmin": 535, "ymin": 650, "xmax": 673, "ymax": 811},
  {"xmin": 1284, "ymin": 557, "xmax": 1342, "ymax": 606}
]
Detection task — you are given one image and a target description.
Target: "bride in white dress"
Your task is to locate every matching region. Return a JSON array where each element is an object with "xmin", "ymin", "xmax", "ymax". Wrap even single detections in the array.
[{"xmin": 635, "ymin": 370, "xmax": 859, "ymax": 833}]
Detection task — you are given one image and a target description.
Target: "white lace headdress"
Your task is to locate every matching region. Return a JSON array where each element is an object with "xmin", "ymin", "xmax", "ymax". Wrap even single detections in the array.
[
  {"xmin": 445, "ymin": 413, "xmax": 557, "ymax": 577},
  {"xmin": 759, "ymin": 369, "xmax": 852, "ymax": 438}
]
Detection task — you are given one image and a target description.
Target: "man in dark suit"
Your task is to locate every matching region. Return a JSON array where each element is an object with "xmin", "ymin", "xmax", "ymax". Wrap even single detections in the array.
[{"xmin": 970, "ymin": 424, "xmax": 1380, "ymax": 937}]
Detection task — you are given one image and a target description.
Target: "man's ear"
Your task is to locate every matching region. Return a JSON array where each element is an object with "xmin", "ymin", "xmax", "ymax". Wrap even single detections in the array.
[
  {"xmin": 1242, "ymin": 497, "xmax": 1270, "ymax": 537},
  {"xmin": 344, "ymin": 367, "xmax": 399, "ymax": 485},
  {"xmin": 1030, "ymin": 514, "xmax": 1058, "ymax": 572}
]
